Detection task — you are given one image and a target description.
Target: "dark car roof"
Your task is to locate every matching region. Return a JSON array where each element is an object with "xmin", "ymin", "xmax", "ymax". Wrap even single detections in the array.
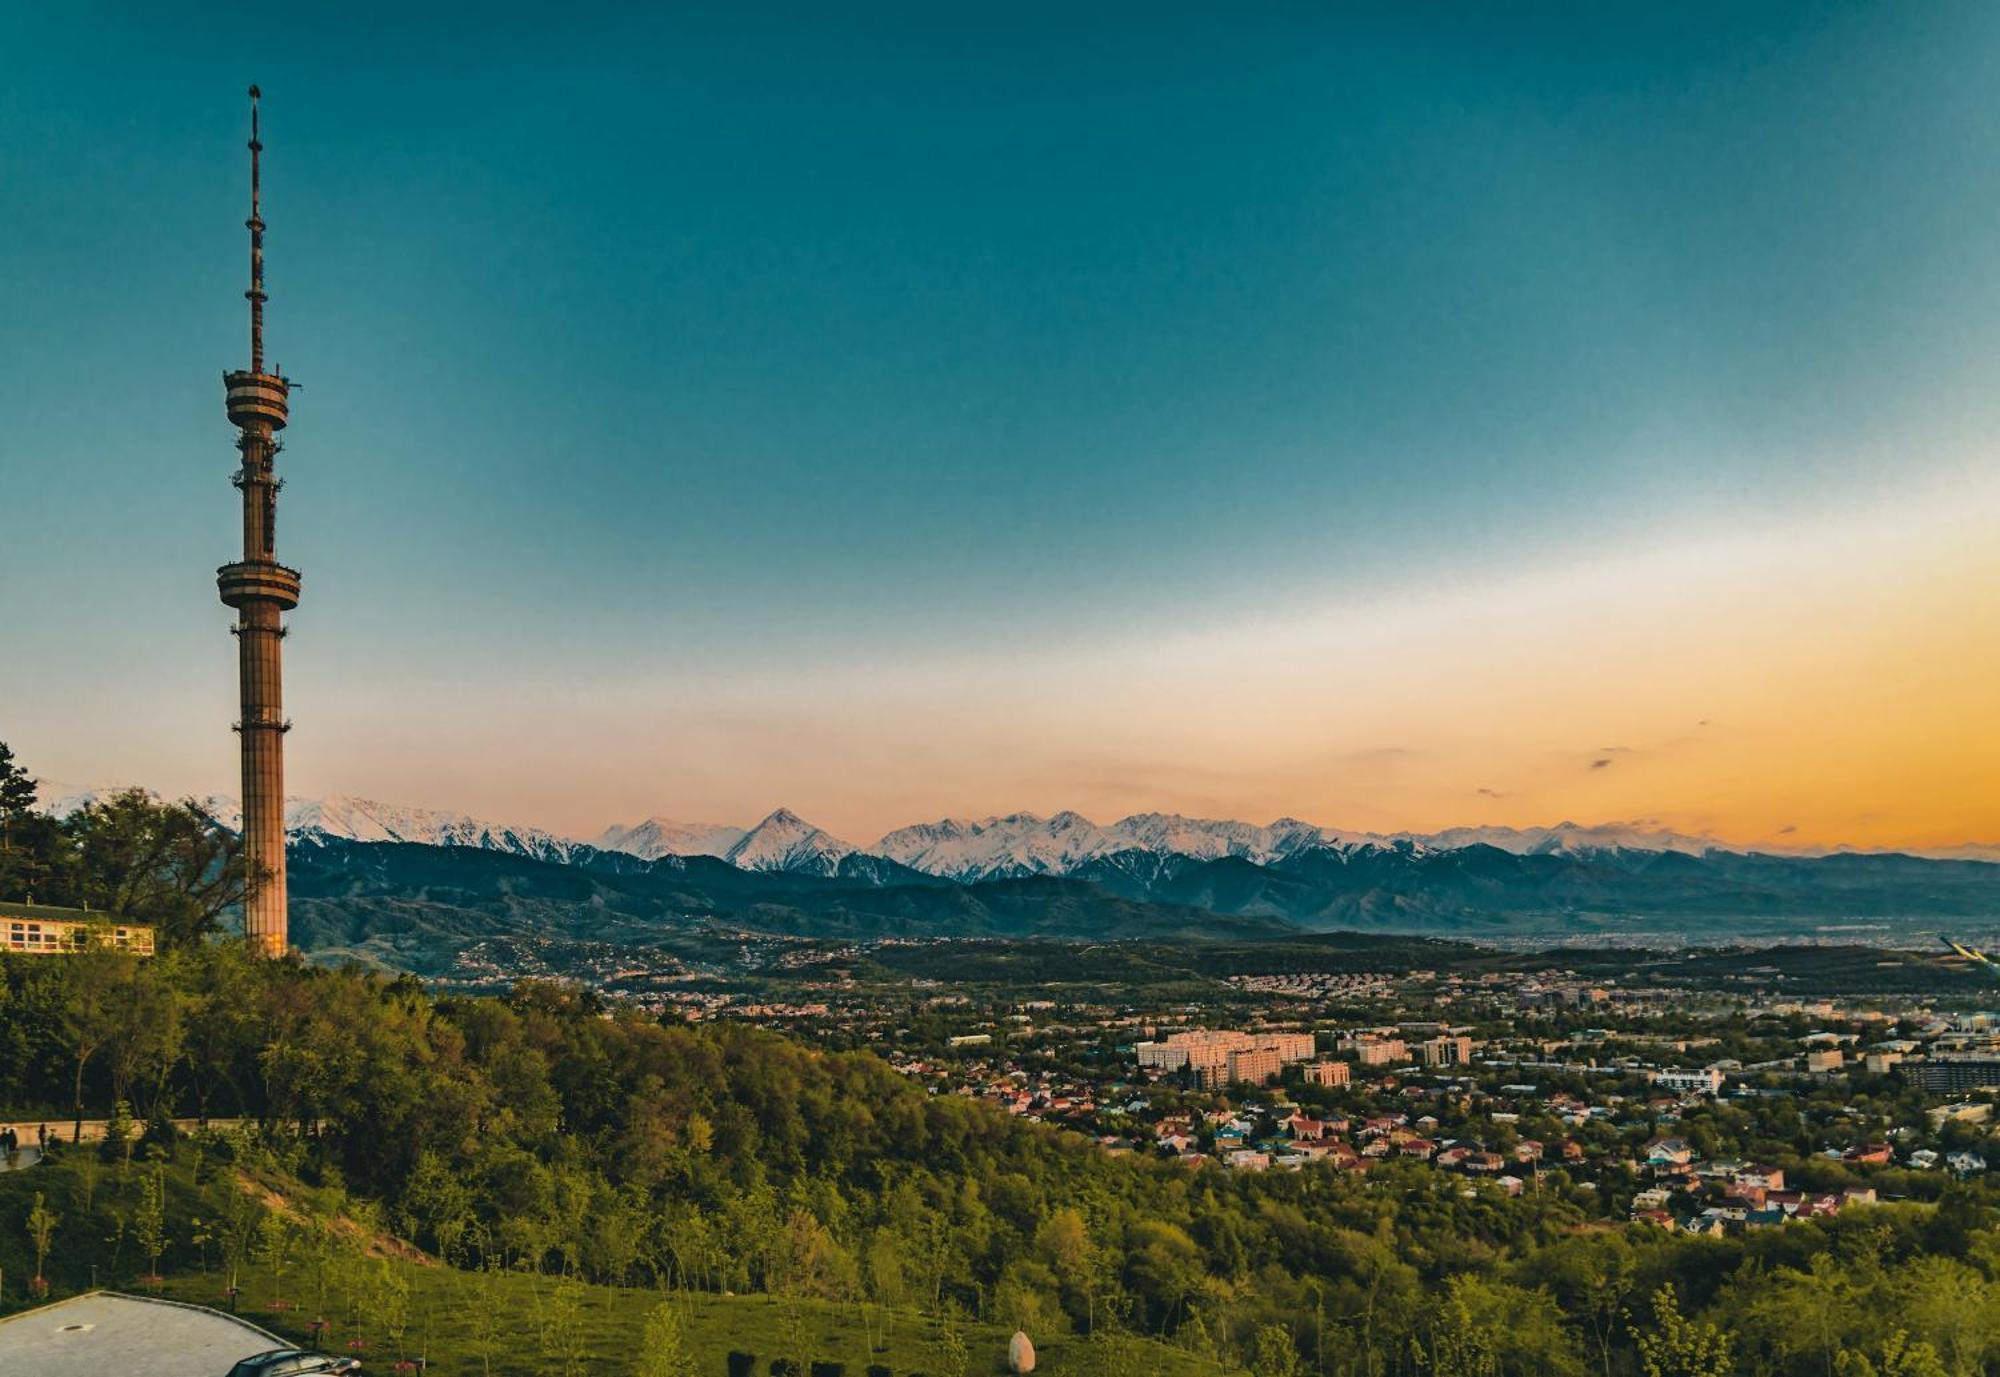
[{"xmin": 225, "ymin": 1350, "xmax": 346, "ymax": 1377}]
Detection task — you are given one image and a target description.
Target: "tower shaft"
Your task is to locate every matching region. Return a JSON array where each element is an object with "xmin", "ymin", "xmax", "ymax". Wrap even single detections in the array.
[{"xmin": 218, "ymin": 86, "xmax": 299, "ymax": 957}]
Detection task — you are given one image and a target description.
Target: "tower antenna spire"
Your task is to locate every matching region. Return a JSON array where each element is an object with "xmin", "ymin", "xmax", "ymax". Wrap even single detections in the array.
[{"xmin": 247, "ymin": 83, "xmax": 266, "ymax": 374}]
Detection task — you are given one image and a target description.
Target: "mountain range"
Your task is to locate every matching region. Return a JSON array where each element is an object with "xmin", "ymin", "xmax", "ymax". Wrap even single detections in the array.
[
  {"xmin": 41, "ymin": 786, "xmax": 2000, "ymax": 958},
  {"xmin": 48, "ymin": 787, "xmax": 2000, "ymax": 876},
  {"xmin": 47, "ymin": 785, "xmax": 2000, "ymax": 878}
]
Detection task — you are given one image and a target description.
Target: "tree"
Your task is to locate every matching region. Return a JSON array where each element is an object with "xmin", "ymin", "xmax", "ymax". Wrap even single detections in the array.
[
  {"xmin": 1425, "ymin": 1275, "xmax": 1584, "ymax": 1377},
  {"xmin": 259, "ymin": 1210, "xmax": 298, "ymax": 1309},
  {"xmin": 1252, "ymin": 1324, "xmax": 1302, "ymax": 1377},
  {"xmin": 0, "ymin": 741, "xmax": 37, "ymax": 821},
  {"xmin": 370, "ymin": 1257, "xmax": 414, "ymax": 1364},
  {"xmin": 60, "ymin": 790, "xmax": 248, "ymax": 948},
  {"xmin": 932, "ymin": 1304, "xmax": 970, "ymax": 1377},
  {"xmin": 535, "ymin": 1274, "xmax": 587, "ymax": 1377},
  {"xmin": 0, "ymin": 741, "xmax": 56, "ymax": 901},
  {"xmin": 61, "ymin": 952, "xmax": 130, "ymax": 1143},
  {"xmin": 1635, "ymin": 1284, "xmax": 1733, "ymax": 1377},
  {"xmin": 105, "ymin": 961, "xmax": 183, "ymax": 1120},
  {"xmin": 135, "ymin": 1166, "xmax": 168, "ymax": 1285},
  {"xmin": 769, "ymin": 1207, "xmax": 856, "ymax": 1302},
  {"xmin": 1836, "ymin": 1332, "xmax": 1949, "ymax": 1377},
  {"xmin": 1740, "ymin": 1252, "xmax": 1863, "ymax": 1377},
  {"xmin": 27, "ymin": 1191, "xmax": 59, "ymax": 1290},
  {"xmin": 103, "ymin": 1096, "xmax": 135, "ymax": 1171},
  {"xmin": 636, "ymin": 1299, "xmax": 697, "ymax": 1377},
  {"xmin": 222, "ymin": 1191, "xmax": 264, "ymax": 1300}
]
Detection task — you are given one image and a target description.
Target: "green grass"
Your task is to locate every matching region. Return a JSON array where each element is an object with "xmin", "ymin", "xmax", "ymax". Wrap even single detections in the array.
[
  {"xmin": 1, "ymin": 1144, "xmax": 1237, "ymax": 1377},
  {"xmin": 152, "ymin": 1263, "xmax": 1190, "ymax": 1376}
]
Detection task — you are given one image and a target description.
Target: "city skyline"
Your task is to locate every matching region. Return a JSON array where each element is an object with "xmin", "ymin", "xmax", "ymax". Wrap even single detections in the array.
[{"xmin": 4, "ymin": 4, "xmax": 1998, "ymax": 850}]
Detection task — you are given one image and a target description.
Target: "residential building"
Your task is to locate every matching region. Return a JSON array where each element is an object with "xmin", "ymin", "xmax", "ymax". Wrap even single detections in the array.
[
  {"xmin": 1420, "ymin": 1035, "xmax": 1473, "ymax": 1067},
  {"xmin": 1650, "ymin": 1066, "xmax": 1725, "ymax": 1096},
  {"xmin": 1221, "ymin": 1045, "xmax": 1283, "ymax": 1087},
  {"xmin": 0, "ymin": 904, "xmax": 156, "ymax": 956},
  {"xmin": 1907, "ymin": 1056, "xmax": 2000, "ymax": 1094},
  {"xmin": 1304, "ymin": 1059, "xmax": 1351, "ymax": 1088},
  {"xmin": 1342, "ymin": 1034, "xmax": 1409, "ymax": 1066}
]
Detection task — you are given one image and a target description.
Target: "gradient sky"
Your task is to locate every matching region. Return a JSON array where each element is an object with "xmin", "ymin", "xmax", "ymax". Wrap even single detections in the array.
[{"xmin": 2, "ymin": 3, "xmax": 1997, "ymax": 848}]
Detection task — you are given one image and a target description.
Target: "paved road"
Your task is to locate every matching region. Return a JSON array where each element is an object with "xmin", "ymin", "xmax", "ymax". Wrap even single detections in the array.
[{"xmin": 0, "ymin": 1118, "xmax": 247, "ymax": 1169}]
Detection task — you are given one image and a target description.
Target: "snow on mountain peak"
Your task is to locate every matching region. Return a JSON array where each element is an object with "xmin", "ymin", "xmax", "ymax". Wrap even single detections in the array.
[
  {"xmin": 596, "ymin": 816, "xmax": 746, "ymax": 861},
  {"xmin": 725, "ymin": 809, "xmax": 854, "ymax": 875},
  {"xmin": 40, "ymin": 784, "xmax": 1995, "ymax": 875},
  {"xmin": 873, "ymin": 810, "xmax": 1121, "ymax": 880}
]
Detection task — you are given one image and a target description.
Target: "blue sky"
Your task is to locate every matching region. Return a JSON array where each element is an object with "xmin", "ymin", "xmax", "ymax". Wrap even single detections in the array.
[{"xmin": 4, "ymin": 4, "xmax": 1997, "ymax": 842}]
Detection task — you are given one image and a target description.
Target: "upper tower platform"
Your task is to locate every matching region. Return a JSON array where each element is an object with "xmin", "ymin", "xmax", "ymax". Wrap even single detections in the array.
[{"xmin": 224, "ymin": 369, "xmax": 290, "ymax": 430}]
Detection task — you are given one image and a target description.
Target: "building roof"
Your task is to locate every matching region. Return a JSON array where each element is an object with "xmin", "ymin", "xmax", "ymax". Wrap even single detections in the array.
[
  {"xmin": 0, "ymin": 1291, "xmax": 285, "ymax": 1377},
  {"xmin": 0, "ymin": 902, "xmax": 140, "ymax": 924}
]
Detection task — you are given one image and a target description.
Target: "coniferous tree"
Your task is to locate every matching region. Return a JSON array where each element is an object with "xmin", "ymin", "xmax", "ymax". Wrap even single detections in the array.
[{"xmin": 0, "ymin": 740, "xmax": 61, "ymax": 902}]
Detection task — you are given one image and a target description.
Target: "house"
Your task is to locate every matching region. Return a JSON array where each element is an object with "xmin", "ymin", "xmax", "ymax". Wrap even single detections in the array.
[
  {"xmin": 1283, "ymin": 1112, "xmax": 1327, "ymax": 1141},
  {"xmin": 1644, "ymin": 1136, "xmax": 1694, "ymax": 1167}
]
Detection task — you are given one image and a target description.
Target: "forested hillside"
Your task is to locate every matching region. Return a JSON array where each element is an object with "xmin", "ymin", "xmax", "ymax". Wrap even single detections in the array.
[{"xmin": 6, "ymin": 944, "xmax": 2000, "ymax": 1375}]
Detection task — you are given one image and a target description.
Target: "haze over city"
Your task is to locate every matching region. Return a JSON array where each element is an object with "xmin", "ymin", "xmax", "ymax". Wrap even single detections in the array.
[{"xmin": 4, "ymin": 3, "xmax": 1997, "ymax": 850}]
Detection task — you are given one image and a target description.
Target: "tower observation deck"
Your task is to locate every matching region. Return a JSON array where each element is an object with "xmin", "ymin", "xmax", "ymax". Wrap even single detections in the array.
[{"xmin": 218, "ymin": 86, "xmax": 299, "ymax": 957}]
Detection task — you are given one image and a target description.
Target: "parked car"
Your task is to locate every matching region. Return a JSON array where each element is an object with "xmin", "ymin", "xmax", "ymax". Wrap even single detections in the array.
[{"xmin": 224, "ymin": 1350, "xmax": 363, "ymax": 1377}]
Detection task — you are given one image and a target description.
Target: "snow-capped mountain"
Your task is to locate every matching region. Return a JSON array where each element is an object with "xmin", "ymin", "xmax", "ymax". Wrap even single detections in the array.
[
  {"xmin": 1413, "ymin": 821, "xmax": 1721, "ymax": 856},
  {"xmin": 45, "ymin": 787, "xmax": 588, "ymax": 864},
  {"xmin": 871, "ymin": 810, "xmax": 1376, "ymax": 879},
  {"xmin": 874, "ymin": 811, "xmax": 1122, "ymax": 880},
  {"xmin": 250, "ymin": 794, "xmax": 590, "ymax": 863},
  {"xmin": 40, "ymin": 786, "xmax": 1998, "ymax": 874},
  {"xmin": 723, "ymin": 808, "xmax": 856, "ymax": 876},
  {"xmin": 1103, "ymin": 812, "xmax": 1371, "ymax": 863},
  {"xmin": 596, "ymin": 816, "xmax": 746, "ymax": 861}
]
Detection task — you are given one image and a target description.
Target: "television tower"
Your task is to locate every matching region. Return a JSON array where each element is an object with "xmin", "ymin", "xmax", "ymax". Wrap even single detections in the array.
[{"xmin": 216, "ymin": 85, "xmax": 300, "ymax": 956}]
